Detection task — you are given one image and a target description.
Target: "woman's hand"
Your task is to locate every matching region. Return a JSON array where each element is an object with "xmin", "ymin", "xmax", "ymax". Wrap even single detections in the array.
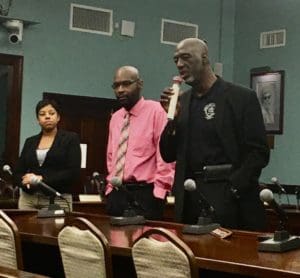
[{"xmin": 22, "ymin": 173, "xmax": 43, "ymax": 189}]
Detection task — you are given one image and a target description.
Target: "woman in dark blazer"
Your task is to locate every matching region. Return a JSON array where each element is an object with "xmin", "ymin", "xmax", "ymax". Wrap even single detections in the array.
[{"xmin": 14, "ymin": 99, "xmax": 81, "ymax": 210}]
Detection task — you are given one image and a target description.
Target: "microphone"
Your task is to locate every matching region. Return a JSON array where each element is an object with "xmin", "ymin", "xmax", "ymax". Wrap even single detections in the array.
[
  {"xmin": 30, "ymin": 175, "xmax": 61, "ymax": 197},
  {"xmin": 3, "ymin": 164, "xmax": 13, "ymax": 176},
  {"xmin": 109, "ymin": 176, "xmax": 146, "ymax": 226},
  {"xmin": 183, "ymin": 178, "xmax": 196, "ymax": 191},
  {"xmin": 167, "ymin": 76, "xmax": 183, "ymax": 120},
  {"xmin": 111, "ymin": 176, "xmax": 122, "ymax": 189},
  {"xmin": 259, "ymin": 188, "xmax": 288, "ymax": 224},
  {"xmin": 183, "ymin": 179, "xmax": 215, "ymax": 214},
  {"xmin": 258, "ymin": 188, "xmax": 300, "ymax": 253},
  {"xmin": 92, "ymin": 171, "xmax": 106, "ymax": 196},
  {"xmin": 271, "ymin": 177, "xmax": 286, "ymax": 194},
  {"xmin": 182, "ymin": 178, "xmax": 220, "ymax": 235},
  {"xmin": 92, "ymin": 171, "xmax": 100, "ymax": 180},
  {"xmin": 271, "ymin": 177, "xmax": 289, "ymax": 205},
  {"xmin": 92, "ymin": 171, "xmax": 101, "ymax": 192}
]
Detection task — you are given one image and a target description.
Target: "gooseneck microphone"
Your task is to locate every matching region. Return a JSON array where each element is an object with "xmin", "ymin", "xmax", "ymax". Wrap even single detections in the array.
[
  {"xmin": 258, "ymin": 188, "xmax": 300, "ymax": 253},
  {"xmin": 271, "ymin": 177, "xmax": 286, "ymax": 194},
  {"xmin": 111, "ymin": 176, "xmax": 122, "ymax": 190},
  {"xmin": 30, "ymin": 175, "xmax": 61, "ymax": 197},
  {"xmin": 271, "ymin": 177, "xmax": 289, "ymax": 204},
  {"xmin": 109, "ymin": 176, "xmax": 146, "ymax": 226},
  {"xmin": 92, "ymin": 171, "xmax": 100, "ymax": 180},
  {"xmin": 183, "ymin": 178, "xmax": 215, "ymax": 215},
  {"xmin": 30, "ymin": 175, "xmax": 71, "ymax": 216},
  {"xmin": 167, "ymin": 76, "xmax": 183, "ymax": 120},
  {"xmin": 92, "ymin": 171, "xmax": 106, "ymax": 195},
  {"xmin": 3, "ymin": 164, "xmax": 13, "ymax": 176},
  {"xmin": 182, "ymin": 178, "xmax": 220, "ymax": 235},
  {"xmin": 260, "ymin": 188, "xmax": 288, "ymax": 224}
]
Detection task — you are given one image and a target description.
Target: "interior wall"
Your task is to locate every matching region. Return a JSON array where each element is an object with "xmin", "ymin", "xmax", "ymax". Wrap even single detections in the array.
[
  {"xmin": 234, "ymin": 0, "xmax": 300, "ymax": 185},
  {"xmin": 2, "ymin": 0, "xmax": 298, "ymax": 186},
  {"xmin": 0, "ymin": 0, "xmax": 235, "ymax": 147}
]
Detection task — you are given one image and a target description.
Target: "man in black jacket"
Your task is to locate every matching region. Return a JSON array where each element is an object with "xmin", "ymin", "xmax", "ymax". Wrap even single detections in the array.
[{"xmin": 160, "ymin": 38, "xmax": 270, "ymax": 231}]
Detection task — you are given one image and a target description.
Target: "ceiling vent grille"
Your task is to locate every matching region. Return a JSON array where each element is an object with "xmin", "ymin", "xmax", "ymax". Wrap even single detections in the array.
[
  {"xmin": 260, "ymin": 29, "xmax": 286, "ymax": 49},
  {"xmin": 70, "ymin": 3, "xmax": 113, "ymax": 36},
  {"xmin": 161, "ymin": 18, "xmax": 198, "ymax": 45}
]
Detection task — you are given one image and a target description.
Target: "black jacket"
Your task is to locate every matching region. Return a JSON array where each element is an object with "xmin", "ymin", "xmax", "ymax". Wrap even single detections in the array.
[
  {"xmin": 160, "ymin": 78, "xmax": 270, "ymax": 229},
  {"xmin": 14, "ymin": 129, "xmax": 81, "ymax": 195}
]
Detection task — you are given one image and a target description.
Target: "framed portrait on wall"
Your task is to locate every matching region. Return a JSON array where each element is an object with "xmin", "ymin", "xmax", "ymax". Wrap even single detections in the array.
[{"xmin": 250, "ymin": 70, "xmax": 285, "ymax": 134}]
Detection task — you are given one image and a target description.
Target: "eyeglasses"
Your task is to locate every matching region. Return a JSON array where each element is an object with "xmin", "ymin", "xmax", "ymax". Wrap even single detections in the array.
[{"xmin": 111, "ymin": 79, "xmax": 139, "ymax": 90}]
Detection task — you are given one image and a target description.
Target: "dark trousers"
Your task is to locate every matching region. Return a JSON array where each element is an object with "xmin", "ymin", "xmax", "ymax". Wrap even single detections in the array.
[
  {"xmin": 183, "ymin": 180, "xmax": 239, "ymax": 229},
  {"xmin": 106, "ymin": 183, "xmax": 165, "ymax": 220},
  {"xmin": 182, "ymin": 178, "xmax": 267, "ymax": 231}
]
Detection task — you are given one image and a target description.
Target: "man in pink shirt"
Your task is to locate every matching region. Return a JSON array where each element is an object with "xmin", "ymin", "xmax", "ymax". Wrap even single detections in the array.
[{"xmin": 105, "ymin": 65, "xmax": 174, "ymax": 220}]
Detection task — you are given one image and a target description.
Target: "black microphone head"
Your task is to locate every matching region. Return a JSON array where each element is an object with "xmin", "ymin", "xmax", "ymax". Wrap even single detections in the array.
[
  {"xmin": 260, "ymin": 188, "xmax": 274, "ymax": 203},
  {"xmin": 111, "ymin": 176, "xmax": 122, "ymax": 188},
  {"xmin": 92, "ymin": 172, "xmax": 100, "ymax": 178},
  {"xmin": 184, "ymin": 179, "xmax": 196, "ymax": 191},
  {"xmin": 30, "ymin": 175, "xmax": 40, "ymax": 185}
]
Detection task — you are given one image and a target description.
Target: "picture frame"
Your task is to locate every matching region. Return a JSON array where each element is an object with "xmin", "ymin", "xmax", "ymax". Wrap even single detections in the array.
[{"xmin": 250, "ymin": 70, "xmax": 285, "ymax": 134}]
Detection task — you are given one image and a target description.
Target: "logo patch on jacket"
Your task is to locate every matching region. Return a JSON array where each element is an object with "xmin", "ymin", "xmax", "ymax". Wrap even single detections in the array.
[{"xmin": 204, "ymin": 103, "xmax": 216, "ymax": 120}]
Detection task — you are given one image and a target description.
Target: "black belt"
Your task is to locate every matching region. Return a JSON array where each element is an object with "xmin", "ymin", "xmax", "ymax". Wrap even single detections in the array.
[
  {"xmin": 123, "ymin": 182, "xmax": 153, "ymax": 191},
  {"xmin": 187, "ymin": 164, "xmax": 233, "ymax": 183}
]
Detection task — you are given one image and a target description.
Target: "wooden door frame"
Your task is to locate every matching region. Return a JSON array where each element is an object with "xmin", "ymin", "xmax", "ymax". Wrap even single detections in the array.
[{"xmin": 0, "ymin": 53, "xmax": 23, "ymax": 167}]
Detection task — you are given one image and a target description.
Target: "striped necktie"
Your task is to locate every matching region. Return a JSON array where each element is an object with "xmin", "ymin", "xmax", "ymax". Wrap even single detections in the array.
[{"xmin": 114, "ymin": 112, "xmax": 130, "ymax": 179}]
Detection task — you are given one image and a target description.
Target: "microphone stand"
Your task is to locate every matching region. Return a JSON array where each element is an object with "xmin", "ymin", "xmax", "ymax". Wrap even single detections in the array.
[
  {"xmin": 277, "ymin": 190, "xmax": 282, "ymax": 205},
  {"xmin": 95, "ymin": 175, "xmax": 106, "ymax": 201},
  {"xmin": 258, "ymin": 206, "xmax": 300, "ymax": 252},
  {"xmin": 182, "ymin": 192, "xmax": 220, "ymax": 235},
  {"xmin": 37, "ymin": 195, "xmax": 65, "ymax": 218},
  {"xmin": 110, "ymin": 185, "xmax": 146, "ymax": 226}
]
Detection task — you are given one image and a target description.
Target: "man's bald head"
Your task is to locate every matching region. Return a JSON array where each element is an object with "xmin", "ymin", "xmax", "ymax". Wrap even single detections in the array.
[
  {"xmin": 114, "ymin": 66, "xmax": 140, "ymax": 80},
  {"xmin": 176, "ymin": 38, "xmax": 209, "ymax": 58},
  {"xmin": 173, "ymin": 38, "xmax": 213, "ymax": 87}
]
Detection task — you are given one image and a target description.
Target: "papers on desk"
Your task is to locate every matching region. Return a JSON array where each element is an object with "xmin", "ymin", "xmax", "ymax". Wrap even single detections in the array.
[{"xmin": 79, "ymin": 194, "xmax": 102, "ymax": 202}]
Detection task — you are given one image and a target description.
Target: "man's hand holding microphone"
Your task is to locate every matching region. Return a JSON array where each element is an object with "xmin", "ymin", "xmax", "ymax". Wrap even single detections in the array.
[{"xmin": 160, "ymin": 76, "xmax": 183, "ymax": 120}]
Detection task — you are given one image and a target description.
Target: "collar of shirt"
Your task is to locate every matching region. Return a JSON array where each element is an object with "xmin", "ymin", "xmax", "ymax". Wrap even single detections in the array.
[{"xmin": 120, "ymin": 97, "xmax": 145, "ymax": 118}]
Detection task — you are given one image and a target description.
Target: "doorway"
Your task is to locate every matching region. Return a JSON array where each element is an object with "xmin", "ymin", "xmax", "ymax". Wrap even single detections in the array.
[
  {"xmin": 43, "ymin": 92, "xmax": 120, "ymax": 197},
  {"xmin": 0, "ymin": 53, "xmax": 23, "ymax": 168}
]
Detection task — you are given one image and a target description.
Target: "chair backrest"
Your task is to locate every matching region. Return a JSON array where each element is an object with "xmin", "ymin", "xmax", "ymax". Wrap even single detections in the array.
[
  {"xmin": 132, "ymin": 227, "xmax": 198, "ymax": 278},
  {"xmin": 58, "ymin": 217, "xmax": 113, "ymax": 278},
  {"xmin": 0, "ymin": 210, "xmax": 23, "ymax": 270}
]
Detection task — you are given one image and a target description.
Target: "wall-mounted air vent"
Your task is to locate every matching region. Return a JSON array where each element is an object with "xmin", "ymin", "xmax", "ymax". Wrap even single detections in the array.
[
  {"xmin": 70, "ymin": 3, "xmax": 113, "ymax": 36},
  {"xmin": 161, "ymin": 18, "xmax": 198, "ymax": 45},
  {"xmin": 260, "ymin": 29, "xmax": 286, "ymax": 49}
]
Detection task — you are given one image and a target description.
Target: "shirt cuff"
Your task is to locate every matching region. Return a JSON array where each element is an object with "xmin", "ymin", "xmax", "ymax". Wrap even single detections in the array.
[
  {"xmin": 153, "ymin": 186, "xmax": 168, "ymax": 199},
  {"xmin": 105, "ymin": 184, "xmax": 113, "ymax": 195}
]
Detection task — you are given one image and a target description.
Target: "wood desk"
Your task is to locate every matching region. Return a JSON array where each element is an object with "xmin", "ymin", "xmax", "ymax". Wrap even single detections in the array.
[
  {"xmin": 4, "ymin": 209, "xmax": 300, "ymax": 278},
  {"xmin": 73, "ymin": 201, "xmax": 300, "ymax": 235},
  {"xmin": 2, "ymin": 199, "xmax": 300, "ymax": 234}
]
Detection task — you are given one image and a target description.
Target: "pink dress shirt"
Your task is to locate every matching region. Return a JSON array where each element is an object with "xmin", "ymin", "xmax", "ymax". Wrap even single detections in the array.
[{"xmin": 106, "ymin": 97, "xmax": 174, "ymax": 199}]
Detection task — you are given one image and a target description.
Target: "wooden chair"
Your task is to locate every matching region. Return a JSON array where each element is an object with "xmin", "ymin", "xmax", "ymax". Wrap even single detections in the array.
[
  {"xmin": 0, "ymin": 210, "xmax": 23, "ymax": 270},
  {"xmin": 58, "ymin": 217, "xmax": 113, "ymax": 278},
  {"xmin": 132, "ymin": 227, "xmax": 198, "ymax": 278}
]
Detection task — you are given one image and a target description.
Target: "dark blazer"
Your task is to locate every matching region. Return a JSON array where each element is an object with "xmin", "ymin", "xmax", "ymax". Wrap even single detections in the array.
[
  {"xmin": 160, "ymin": 78, "xmax": 270, "ymax": 230},
  {"xmin": 14, "ymin": 129, "xmax": 81, "ymax": 195}
]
